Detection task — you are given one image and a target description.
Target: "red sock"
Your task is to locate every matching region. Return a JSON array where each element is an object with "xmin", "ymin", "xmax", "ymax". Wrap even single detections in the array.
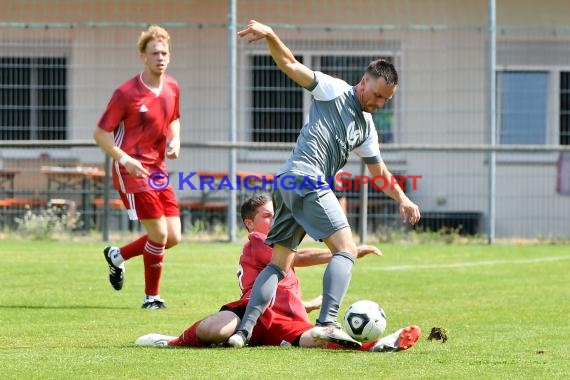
[
  {"xmin": 143, "ymin": 239, "xmax": 165, "ymax": 296},
  {"xmin": 170, "ymin": 320, "xmax": 208, "ymax": 347},
  {"xmin": 120, "ymin": 235, "xmax": 147, "ymax": 260},
  {"xmin": 325, "ymin": 341, "xmax": 375, "ymax": 351}
]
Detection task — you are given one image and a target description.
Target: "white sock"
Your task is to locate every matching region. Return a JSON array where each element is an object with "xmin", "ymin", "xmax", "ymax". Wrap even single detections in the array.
[{"xmin": 108, "ymin": 247, "xmax": 125, "ymax": 266}]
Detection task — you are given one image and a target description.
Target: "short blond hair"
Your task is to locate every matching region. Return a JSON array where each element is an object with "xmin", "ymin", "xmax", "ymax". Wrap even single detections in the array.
[{"xmin": 137, "ymin": 25, "xmax": 171, "ymax": 53}]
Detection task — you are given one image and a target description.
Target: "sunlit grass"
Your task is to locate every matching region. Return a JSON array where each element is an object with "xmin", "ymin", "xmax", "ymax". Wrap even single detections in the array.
[{"xmin": 0, "ymin": 240, "xmax": 568, "ymax": 379}]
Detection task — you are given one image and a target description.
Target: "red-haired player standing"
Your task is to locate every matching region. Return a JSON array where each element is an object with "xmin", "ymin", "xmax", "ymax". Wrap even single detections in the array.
[{"xmin": 93, "ymin": 25, "xmax": 182, "ymax": 309}]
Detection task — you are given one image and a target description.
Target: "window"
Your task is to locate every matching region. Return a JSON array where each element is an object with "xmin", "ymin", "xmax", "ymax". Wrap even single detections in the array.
[
  {"xmin": 560, "ymin": 72, "xmax": 570, "ymax": 145},
  {"xmin": 251, "ymin": 55, "xmax": 304, "ymax": 143},
  {"xmin": 249, "ymin": 54, "xmax": 396, "ymax": 144},
  {"xmin": 497, "ymin": 71, "xmax": 547, "ymax": 145},
  {"xmin": 0, "ymin": 57, "xmax": 67, "ymax": 140}
]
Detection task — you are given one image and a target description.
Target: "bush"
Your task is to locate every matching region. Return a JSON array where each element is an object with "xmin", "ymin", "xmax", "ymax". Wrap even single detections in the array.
[{"xmin": 14, "ymin": 203, "xmax": 82, "ymax": 240}]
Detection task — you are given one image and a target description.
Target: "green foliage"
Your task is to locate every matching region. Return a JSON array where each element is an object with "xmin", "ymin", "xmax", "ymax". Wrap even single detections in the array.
[
  {"xmin": 12, "ymin": 204, "xmax": 82, "ymax": 240},
  {"xmin": 372, "ymin": 225, "xmax": 488, "ymax": 245},
  {"xmin": 0, "ymin": 241, "xmax": 569, "ymax": 379}
]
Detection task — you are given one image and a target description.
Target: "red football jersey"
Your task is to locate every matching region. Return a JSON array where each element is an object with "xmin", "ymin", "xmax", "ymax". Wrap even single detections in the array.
[
  {"xmin": 237, "ymin": 231, "xmax": 310, "ymax": 323},
  {"xmin": 98, "ymin": 73, "xmax": 180, "ymax": 193}
]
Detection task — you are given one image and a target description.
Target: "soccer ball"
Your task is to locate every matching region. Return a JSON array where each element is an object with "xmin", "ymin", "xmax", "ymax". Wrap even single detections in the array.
[{"xmin": 343, "ymin": 300, "xmax": 387, "ymax": 342}]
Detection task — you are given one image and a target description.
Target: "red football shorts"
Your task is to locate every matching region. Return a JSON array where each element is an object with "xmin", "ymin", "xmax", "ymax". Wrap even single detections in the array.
[
  {"xmin": 119, "ymin": 187, "xmax": 180, "ymax": 220},
  {"xmin": 221, "ymin": 299, "xmax": 313, "ymax": 347}
]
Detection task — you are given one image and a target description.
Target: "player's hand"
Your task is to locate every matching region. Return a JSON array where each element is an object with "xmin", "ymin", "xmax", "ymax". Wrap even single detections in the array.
[
  {"xmin": 237, "ymin": 20, "xmax": 273, "ymax": 43},
  {"xmin": 124, "ymin": 159, "xmax": 149, "ymax": 178},
  {"xmin": 356, "ymin": 245, "xmax": 382, "ymax": 258},
  {"xmin": 400, "ymin": 199, "xmax": 421, "ymax": 225},
  {"xmin": 302, "ymin": 295, "xmax": 322, "ymax": 313},
  {"xmin": 166, "ymin": 138, "xmax": 180, "ymax": 159}
]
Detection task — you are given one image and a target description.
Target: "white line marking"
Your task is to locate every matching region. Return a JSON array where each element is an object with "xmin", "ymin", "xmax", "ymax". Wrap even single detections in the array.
[{"xmin": 372, "ymin": 256, "xmax": 570, "ymax": 271}]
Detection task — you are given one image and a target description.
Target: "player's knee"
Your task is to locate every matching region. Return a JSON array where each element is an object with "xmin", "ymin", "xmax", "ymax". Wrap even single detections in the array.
[
  {"xmin": 166, "ymin": 231, "xmax": 181, "ymax": 248},
  {"xmin": 334, "ymin": 250, "xmax": 356, "ymax": 265},
  {"xmin": 196, "ymin": 320, "xmax": 226, "ymax": 343},
  {"xmin": 333, "ymin": 244, "xmax": 357, "ymax": 259},
  {"xmin": 325, "ymin": 228, "xmax": 357, "ymax": 258},
  {"xmin": 195, "ymin": 320, "xmax": 213, "ymax": 341},
  {"xmin": 345, "ymin": 246, "xmax": 358, "ymax": 258},
  {"xmin": 146, "ymin": 231, "xmax": 168, "ymax": 246},
  {"xmin": 339, "ymin": 240, "xmax": 358, "ymax": 258}
]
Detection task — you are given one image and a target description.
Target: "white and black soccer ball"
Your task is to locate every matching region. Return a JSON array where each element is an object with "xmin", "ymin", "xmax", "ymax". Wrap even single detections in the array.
[{"xmin": 343, "ymin": 300, "xmax": 387, "ymax": 342}]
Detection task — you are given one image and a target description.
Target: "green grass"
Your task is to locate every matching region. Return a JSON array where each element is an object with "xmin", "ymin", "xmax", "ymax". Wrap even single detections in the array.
[{"xmin": 0, "ymin": 240, "xmax": 569, "ymax": 379}]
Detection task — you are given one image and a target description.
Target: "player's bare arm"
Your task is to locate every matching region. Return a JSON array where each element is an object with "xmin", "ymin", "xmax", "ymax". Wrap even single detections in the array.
[
  {"xmin": 294, "ymin": 244, "xmax": 381, "ymax": 267},
  {"xmin": 166, "ymin": 119, "xmax": 181, "ymax": 160},
  {"xmin": 93, "ymin": 126, "xmax": 150, "ymax": 178},
  {"xmin": 237, "ymin": 20, "xmax": 314, "ymax": 88},
  {"xmin": 367, "ymin": 162, "xmax": 420, "ymax": 225}
]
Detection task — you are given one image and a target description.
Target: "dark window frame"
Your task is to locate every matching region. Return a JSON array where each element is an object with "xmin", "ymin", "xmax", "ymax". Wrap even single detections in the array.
[
  {"xmin": 560, "ymin": 71, "xmax": 570, "ymax": 145},
  {"xmin": 248, "ymin": 53, "xmax": 396, "ymax": 144},
  {"xmin": 0, "ymin": 56, "xmax": 67, "ymax": 141}
]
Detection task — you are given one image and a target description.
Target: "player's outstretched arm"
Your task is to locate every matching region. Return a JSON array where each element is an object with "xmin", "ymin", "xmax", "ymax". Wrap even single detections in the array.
[
  {"xmin": 237, "ymin": 19, "xmax": 314, "ymax": 88},
  {"xmin": 294, "ymin": 244, "xmax": 381, "ymax": 267}
]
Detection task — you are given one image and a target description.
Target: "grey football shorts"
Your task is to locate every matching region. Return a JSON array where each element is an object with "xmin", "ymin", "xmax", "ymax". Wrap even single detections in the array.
[{"xmin": 265, "ymin": 173, "xmax": 349, "ymax": 250}]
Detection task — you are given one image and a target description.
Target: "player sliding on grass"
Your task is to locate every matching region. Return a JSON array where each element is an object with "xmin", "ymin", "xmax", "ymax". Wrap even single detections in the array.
[
  {"xmin": 135, "ymin": 194, "xmax": 421, "ymax": 351},
  {"xmin": 227, "ymin": 20, "xmax": 421, "ymax": 348}
]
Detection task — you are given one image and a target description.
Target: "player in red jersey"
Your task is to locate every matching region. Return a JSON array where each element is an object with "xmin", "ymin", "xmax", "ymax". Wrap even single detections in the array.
[
  {"xmin": 135, "ymin": 194, "xmax": 421, "ymax": 351},
  {"xmin": 93, "ymin": 25, "xmax": 182, "ymax": 309}
]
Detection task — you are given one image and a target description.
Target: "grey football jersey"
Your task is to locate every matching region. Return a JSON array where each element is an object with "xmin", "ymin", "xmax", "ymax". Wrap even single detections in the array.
[{"xmin": 276, "ymin": 71, "xmax": 383, "ymax": 180}]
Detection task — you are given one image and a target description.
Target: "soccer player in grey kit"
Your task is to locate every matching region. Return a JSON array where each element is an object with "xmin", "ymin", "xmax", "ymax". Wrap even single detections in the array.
[{"xmin": 228, "ymin": 20, "xmax": 421, "ymax": 348}]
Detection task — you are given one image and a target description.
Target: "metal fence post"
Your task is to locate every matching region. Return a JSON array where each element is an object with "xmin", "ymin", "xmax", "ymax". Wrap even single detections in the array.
[
  {"xmin": 487, "ymin": 0, "xmax": 497, "ymax": 244},
  {"xmin": 358, "ymin": 160, "xmax": 368, "ymax": 244}
]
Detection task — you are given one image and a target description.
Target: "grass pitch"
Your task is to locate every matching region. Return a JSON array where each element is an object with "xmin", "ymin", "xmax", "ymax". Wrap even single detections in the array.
[{"xmin": 0, "ymin": 240, "xmax": 569, "ymax": 379}]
